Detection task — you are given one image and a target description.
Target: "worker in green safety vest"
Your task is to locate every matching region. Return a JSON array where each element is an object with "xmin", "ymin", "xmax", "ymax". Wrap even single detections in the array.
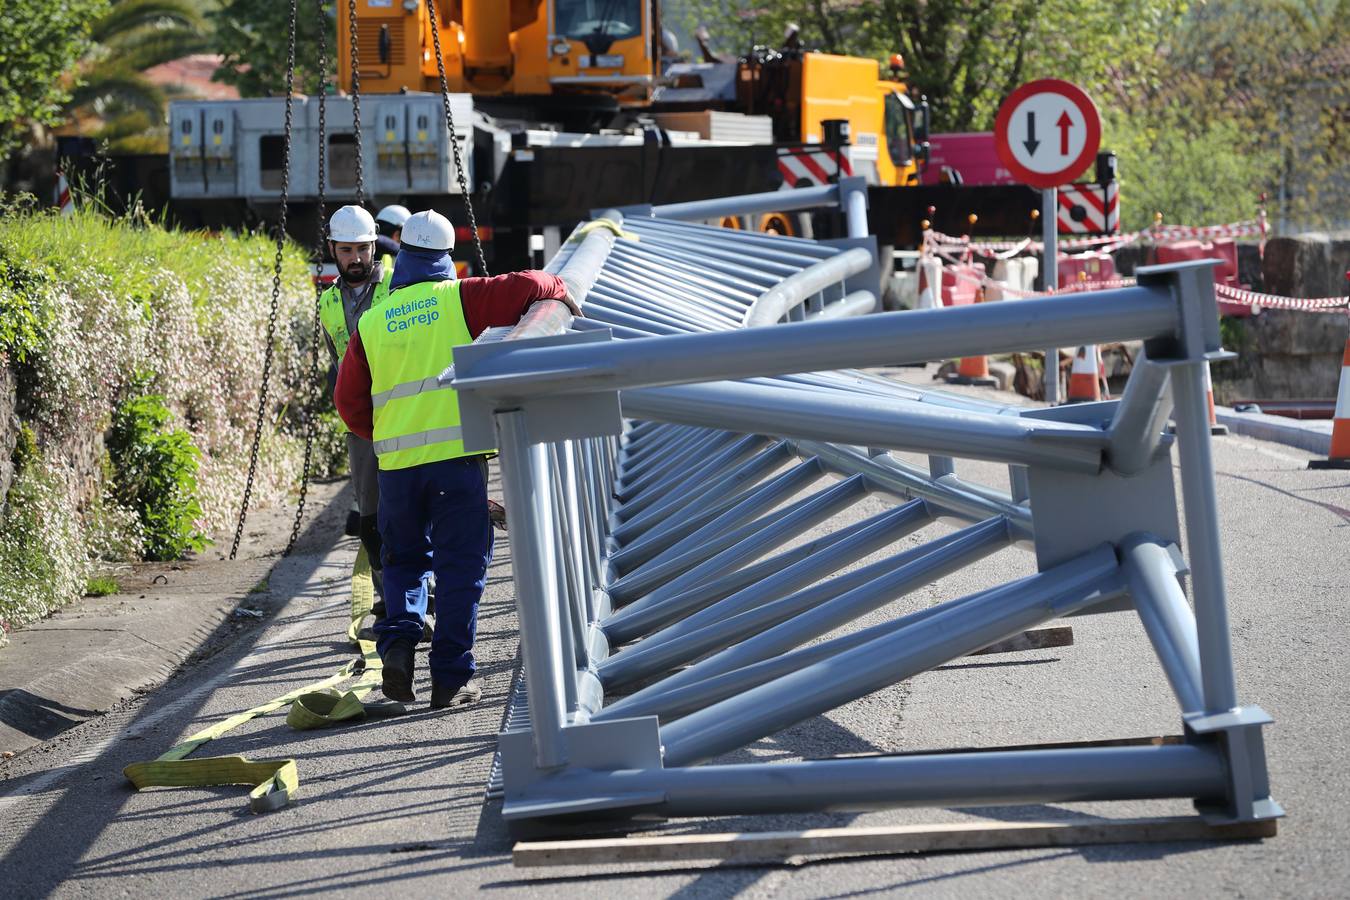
[
  {"xmin": 335, "ymin": 210, "xmax": 580, "ymax": 708},
  {"xmin": 319, "ymin": 205, "xmax": 395, "ymax": 609}
]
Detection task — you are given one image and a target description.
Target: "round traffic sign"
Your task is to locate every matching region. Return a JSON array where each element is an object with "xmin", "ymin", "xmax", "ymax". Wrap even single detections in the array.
[{"xmin": 994, "ymin": 79, "xmax": 1101, "ymax": 189}]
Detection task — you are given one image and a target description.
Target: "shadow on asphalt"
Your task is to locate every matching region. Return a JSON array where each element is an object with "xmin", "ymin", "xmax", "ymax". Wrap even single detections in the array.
[
  {"xmin": 0, "ymin": 487, "xmax": 357, "ymax": 893},
  {"xmin": 0, "ymin": 690, "xmax": 100, "ymax": 742}
]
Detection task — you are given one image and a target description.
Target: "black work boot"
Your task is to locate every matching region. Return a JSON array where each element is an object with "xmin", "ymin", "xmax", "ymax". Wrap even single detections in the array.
[
  {"xmin": 380, "ymin": 639, "xmax": 417, "ymax": 702},
  {"xmin": 430, "ymin": 679, "xmax": 481, "ymax": 709}
]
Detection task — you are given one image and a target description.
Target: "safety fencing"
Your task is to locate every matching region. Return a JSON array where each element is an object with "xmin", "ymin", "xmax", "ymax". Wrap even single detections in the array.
[
  {"xmin": 922, "ymin": 228, "xmax": 1345, "ymax": 316},
  {"xmin": 452, "ymin": 183, "xmax": 1280, "ymax": 832},
  {"xmin": 927, "ymin": 218, "xmax": 1268, "ymax": 258}
]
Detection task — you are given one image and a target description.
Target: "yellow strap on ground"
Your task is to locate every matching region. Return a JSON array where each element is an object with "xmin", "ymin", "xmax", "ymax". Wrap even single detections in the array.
[
  {"xmin": 347, "ymin": 544, "xmax": 375, "ymax": 645},
  {"xmin": 569, "ymin": 218, "xmax": 638, "ymax": 243},
  {"xmin": 123, "ymin": 548, "xmax": 383, "ymax": 813}
]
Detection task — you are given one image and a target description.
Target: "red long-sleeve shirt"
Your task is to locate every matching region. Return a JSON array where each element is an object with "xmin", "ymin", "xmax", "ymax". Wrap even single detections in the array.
[{"xmin": 335, "ymin": 271, "xmax": 568, "ymax": 439}]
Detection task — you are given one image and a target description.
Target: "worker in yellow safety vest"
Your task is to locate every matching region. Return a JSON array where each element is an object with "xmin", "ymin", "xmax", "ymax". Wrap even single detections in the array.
[
  {"xmin": 319, "ymin": 205, "xmax": 395, "ymax": 609},
  {"xmin": 335, "ymin": 210, "xmax": 580, "ymax": 708}
]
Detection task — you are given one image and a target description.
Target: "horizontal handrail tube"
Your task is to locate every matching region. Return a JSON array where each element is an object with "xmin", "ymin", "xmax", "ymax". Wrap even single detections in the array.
[
  {"xmin": 452, "ymin": 285, "xmax": 1179, "ymax": 401},
  {"xmin": 506, "ymin": 745, "xmax": 1228, "ymax": 819},
  {"xmin": 624, "ymin": 381, "xmax": 1106, "ymax": 473},
  {"xmin": 806, "ymin": 290, "xmax": 877, "ymax": 321},
  {"xmin": 746, "ymin": 249, "xmax": 874, "ymax": 326},
  {"xmin": 646, "ymin": 182, "xmax": 851, "ymax": 221}
]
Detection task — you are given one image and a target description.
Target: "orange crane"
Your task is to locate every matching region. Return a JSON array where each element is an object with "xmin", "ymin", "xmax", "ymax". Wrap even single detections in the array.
[{"xmin": 341, "ymin": 1, "xmax": 658, "ymax": 103}]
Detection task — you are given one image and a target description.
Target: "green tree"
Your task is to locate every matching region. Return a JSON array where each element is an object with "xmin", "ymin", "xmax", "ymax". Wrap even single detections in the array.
[
  {"xmin": 1160, "ymin": 0, "xmax": 1350, "ymax": 230},
  {"xmin": 671, "ymin": 0, "xmax": 1350, "ymax": 231},
  {"xmin": 211, "ymin": 0, "xmax": 335, "ymax": 98},
  {"xmin": 669, "ymin": 0, "xmax": 1187, "ymax": 131},
  {"xmin": 0, "ymin": 0, "xmax": 108, "ymax": 164},
  {"xmin": 70, "ymin": 0, "xmax": 213, "ymax": 153}
]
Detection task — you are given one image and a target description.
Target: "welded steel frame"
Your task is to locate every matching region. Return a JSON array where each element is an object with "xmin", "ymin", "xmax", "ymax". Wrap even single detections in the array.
[{"xmin": 453, "ymin": 185, "xmax": 1280, "ymax": 830}]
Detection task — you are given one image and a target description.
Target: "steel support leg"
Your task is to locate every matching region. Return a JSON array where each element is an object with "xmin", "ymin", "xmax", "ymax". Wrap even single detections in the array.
[
  {"xmin": 1171, "ymin": 361, "xmax": 1239, "ymax": 713},
  {"xmin": 1124, "ymin": 538, "xmax": 1204, "ymax": 714},
  {"xmin": 496, "ymin": 411, "xmax": 568, "ymax": 769}
]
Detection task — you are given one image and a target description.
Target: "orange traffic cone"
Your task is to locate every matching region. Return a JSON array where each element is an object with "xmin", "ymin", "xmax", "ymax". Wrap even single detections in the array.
[
  {"xmin": 1309, "ymin": 335, "xmax": 1350, "ymax": 469},
  {"xmin": 946, "ymin": 287, "xmax": 997, "ymax": 386},
  {"xmin": 1066, "ymin": 345, "xmax": 1101, "ymax": 402},
  {"xmin": 1203, "ymin": 361, "xmax": 1229, "ymax": 436}
]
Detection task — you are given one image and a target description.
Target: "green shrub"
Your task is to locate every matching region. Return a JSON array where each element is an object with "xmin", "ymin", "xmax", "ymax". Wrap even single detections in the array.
[
  {"xmin": 84, "ymin": 576, "xmax": 121, "ymax": 597},
  {"xmin": 107, "ymin": 389, "xmax": 209, "ymax": 560}
]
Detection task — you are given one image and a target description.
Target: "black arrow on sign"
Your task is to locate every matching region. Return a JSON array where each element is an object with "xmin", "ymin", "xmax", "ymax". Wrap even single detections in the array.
[{"xmin": 1023, "ymin": 111, "xmax": 1039, "ymax": 155}]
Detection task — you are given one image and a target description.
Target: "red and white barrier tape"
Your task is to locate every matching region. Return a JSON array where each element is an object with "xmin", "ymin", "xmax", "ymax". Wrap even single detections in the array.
[
  {"xmin": 1152, "ymin": 221, "xmax": 1264, "ymax": 241},
  {"xmin": 926, "ymin": 219, "xmax": 1264, "ymax": 259},
  {"xmin": 1214, "ymin": 284, "xmax": 1348, "ymax": 313},
  {"xmin": 929, "ymin": 257, "xmax": 1345, "ymax": 313}
]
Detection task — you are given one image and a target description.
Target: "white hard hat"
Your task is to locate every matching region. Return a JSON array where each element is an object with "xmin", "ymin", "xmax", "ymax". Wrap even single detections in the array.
[
  {"xmin": 375, "ymin": 204, "xmax": 412, "ymax": 228},
  {"xmin": 328, "ymin": 205, "xmax": 377, "ymax": 243},
  {"xmin": 401, "ymin": 210, "xmax": 455, "ymax": 251}
]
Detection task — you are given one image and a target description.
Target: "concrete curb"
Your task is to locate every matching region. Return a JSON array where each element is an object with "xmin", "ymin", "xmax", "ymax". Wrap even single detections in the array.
[{"xmin": 1215, "ymin": 405, "xmax": 1333, "ymax": 456}]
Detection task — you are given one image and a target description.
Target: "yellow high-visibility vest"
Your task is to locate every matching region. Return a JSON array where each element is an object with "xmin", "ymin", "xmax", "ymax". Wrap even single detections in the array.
[
  {"xmin": 357, "ymin": 280, "xmax": 484, "ymax": 470},
  {"xmin": 319, "ymin": 263, "xmax": 395, "ymax": 362}
]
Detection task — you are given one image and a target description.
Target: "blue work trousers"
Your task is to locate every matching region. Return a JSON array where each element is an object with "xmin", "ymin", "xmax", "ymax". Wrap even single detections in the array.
[{"xmin": 374, "ymin": 456, "xmax": 493, "ymax": 688}]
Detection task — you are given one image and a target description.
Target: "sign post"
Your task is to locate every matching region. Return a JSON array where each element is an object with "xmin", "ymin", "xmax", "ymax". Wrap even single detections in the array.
[
  {"xmin": 1042, "ymin": 187, "xmax": 1060, "ymax": 404},
  {"xmin": 994, "ymin": 79, "xmax": 1102, "ymax": 405}
]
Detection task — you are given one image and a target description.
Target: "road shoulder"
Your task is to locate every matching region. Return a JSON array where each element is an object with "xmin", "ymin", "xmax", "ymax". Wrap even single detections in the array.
[{"xmin": 0, "ymin": 481, "xmax": 348, "ymax": 758}]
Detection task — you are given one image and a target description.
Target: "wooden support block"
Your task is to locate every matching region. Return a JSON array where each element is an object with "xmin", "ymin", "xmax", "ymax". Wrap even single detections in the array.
[
  {"xmin": 970, "ymin": 625, "xmax": 1074, "ymax": 656},
  {"xmin": 513, "ymin": 815, "xmax": 1277, "ymax": 868}
]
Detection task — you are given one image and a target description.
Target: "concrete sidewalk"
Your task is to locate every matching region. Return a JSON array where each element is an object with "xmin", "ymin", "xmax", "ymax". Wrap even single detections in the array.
[{"xmin": 1216, "ymin": 405, "xmax": 1335, "ymax": 456}]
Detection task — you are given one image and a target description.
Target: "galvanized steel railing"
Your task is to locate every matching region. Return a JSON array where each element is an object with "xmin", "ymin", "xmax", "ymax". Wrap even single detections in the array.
[{"xmin": 453, "ymin": 184, "xmax": 1279, "ymax": 830}]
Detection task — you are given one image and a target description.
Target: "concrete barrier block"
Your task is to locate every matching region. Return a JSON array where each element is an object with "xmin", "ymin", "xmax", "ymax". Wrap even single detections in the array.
[{"xmin": 1262, "ymin": 232, "xmax": 1350, "ymax": 298}]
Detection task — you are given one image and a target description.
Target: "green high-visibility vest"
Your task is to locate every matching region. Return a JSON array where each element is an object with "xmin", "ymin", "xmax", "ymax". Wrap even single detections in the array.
[
  {"xmin": 357, "ymin": 279, "xmax": 482, "ymax": 470},
  {"xmin": 319, "ymin": 263, "xmax": 395, "ymax": 362}
]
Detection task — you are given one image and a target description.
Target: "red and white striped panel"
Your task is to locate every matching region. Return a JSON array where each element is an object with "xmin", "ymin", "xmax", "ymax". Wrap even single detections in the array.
[
  {"xmin": 778, "ymin": 149, "xmax": 853, "ymax": 189},
  {"xmin": 54, "ymin": 170, "xmax": 73, "ymax": 216},
  {"xmin": 1057, "ymin": 184, "xmax": 1118, "ymax": 235}
]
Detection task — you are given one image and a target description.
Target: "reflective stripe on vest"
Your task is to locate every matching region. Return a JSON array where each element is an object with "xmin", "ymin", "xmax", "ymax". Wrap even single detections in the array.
[
  {"xmin": 370, "ymin": 371, "xmax": 455, "ymax": 409},
  {"xmin": 357, "ymin": 279, "xmax": 487, "ymax": 470},
  {"xmin": 372, "ymin": 425, "xmax": 464, "ymax": 457}
]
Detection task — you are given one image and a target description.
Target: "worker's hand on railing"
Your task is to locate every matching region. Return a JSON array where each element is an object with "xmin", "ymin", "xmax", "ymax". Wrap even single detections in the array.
[{"xmin": 559, "ymin": 289, "xmax": 584, "ymax": 319}]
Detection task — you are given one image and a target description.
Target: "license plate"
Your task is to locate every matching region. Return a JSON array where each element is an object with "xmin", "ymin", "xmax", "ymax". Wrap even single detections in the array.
[{"xmin": 586, "ymin": 54, "xmax": 624, "ymax": 69}]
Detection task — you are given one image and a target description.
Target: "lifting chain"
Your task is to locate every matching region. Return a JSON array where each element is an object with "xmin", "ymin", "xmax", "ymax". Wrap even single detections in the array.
[
  {"xmin": 285, "ymin": 0, "xmax": 333, "ymax": 557},
  {"xmin": 230, "ymin": 0, "xmax": 300, "ymax": 561},
  {"xmin": 346, "ymin": 0, "xmax": 366, "ymax": 207},
  {"xmin": 423, "ymin": 0, "xmax": 489, "ymax": 276}
]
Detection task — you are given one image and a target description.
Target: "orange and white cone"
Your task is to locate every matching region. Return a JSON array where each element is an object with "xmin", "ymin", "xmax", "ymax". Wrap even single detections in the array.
[
  {"xmin": 1203, "ymin": 361, "xmax": 1229, "ymax": 435},
  {"xmin": 1066, "ymin": 345, "xmax": 1101, "ymax": 402},
  {"xmin": 1309, "ymin": 335, "xmax": 1350, "ymax": 469},
  {"xmin": 946, "ymin": 287, "xmax": 997, "ymax": 386}
]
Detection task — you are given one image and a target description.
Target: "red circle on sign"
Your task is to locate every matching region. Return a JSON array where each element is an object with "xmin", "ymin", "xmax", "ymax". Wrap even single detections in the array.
[{"xmin": 994, "ymin": 79, "xmax": 1101, "ymax": 189}]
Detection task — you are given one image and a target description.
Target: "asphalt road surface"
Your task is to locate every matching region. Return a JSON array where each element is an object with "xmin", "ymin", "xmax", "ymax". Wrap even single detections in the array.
[{"xmin": 2, "ymin": 416, "xmax": 1347, "ymax": 898}]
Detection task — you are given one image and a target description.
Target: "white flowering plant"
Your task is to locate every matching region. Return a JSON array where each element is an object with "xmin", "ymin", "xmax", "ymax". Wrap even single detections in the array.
[{"xmin": 0, "ymin": 201, "xmax": 336, "ymax": 633}]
